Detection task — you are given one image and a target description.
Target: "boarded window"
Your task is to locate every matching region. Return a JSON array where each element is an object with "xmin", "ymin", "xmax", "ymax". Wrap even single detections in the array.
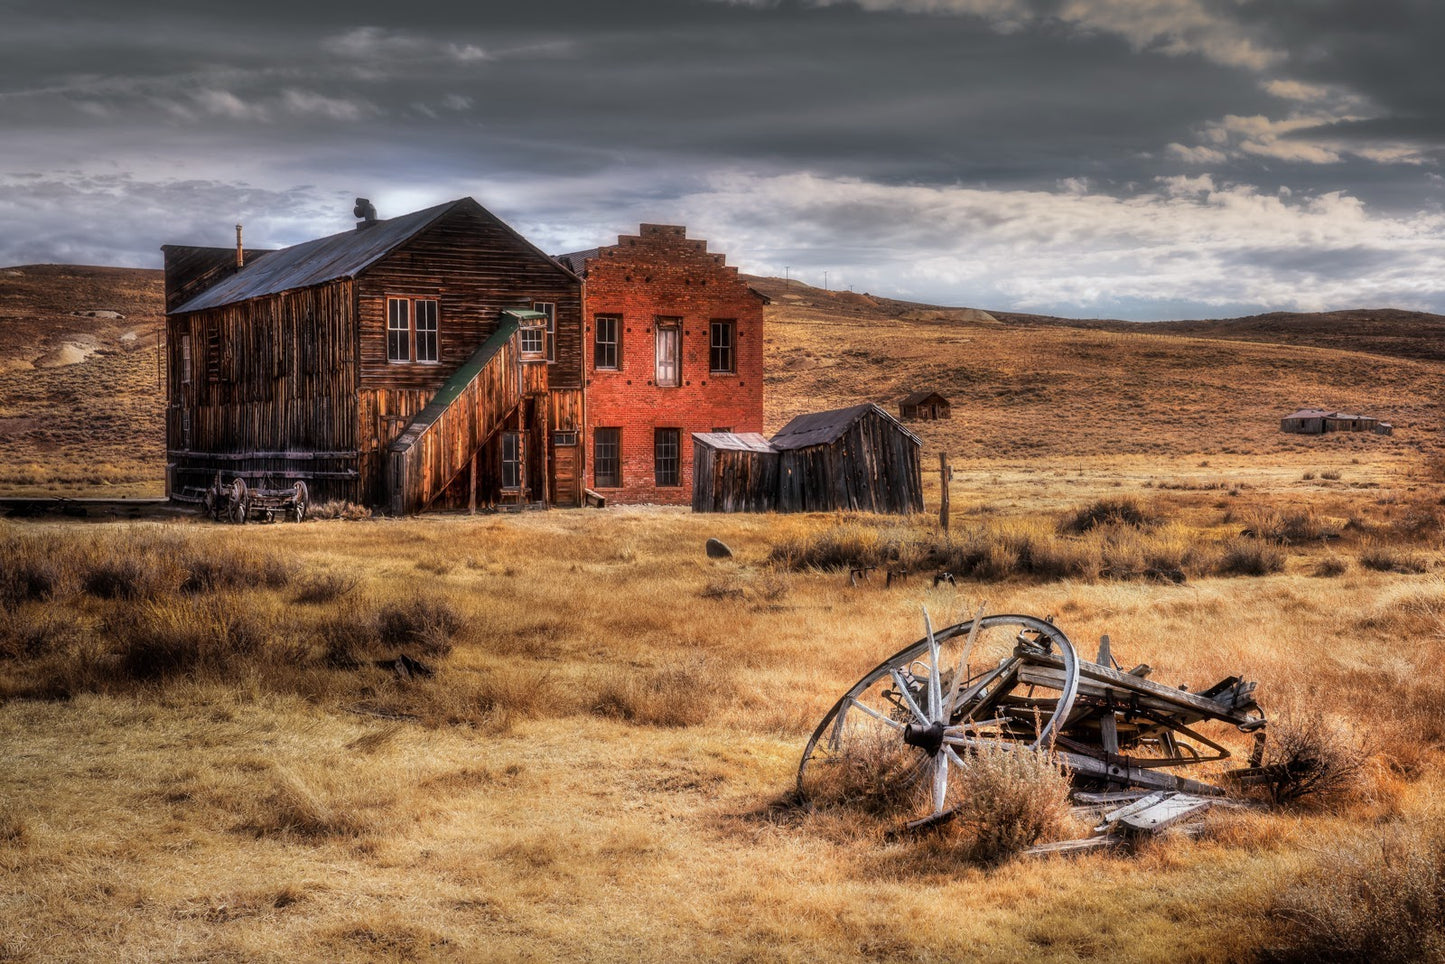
[
  {"xmin": 205, "ymin": 319, "xmax": 221, "ymax": 382},
  {"xmin": 387, "ymin": 298, "xmax": 410, "ymax": 362},
  {"xmin": 180, "ymin": 334, "xmax": 192, "ymax": 386},
  {"xmin": 594, "ymin": 427, "xmax": 621, "ymax": 487},
  {"xmin": 501, "ymin": 432, "xmax": 521, "ymax": 489},
  {"xmin": 654, "ymin": 428, "xmax": 680, "ymax": 486},
  {"xmin": 415, "ymin": 299, "xmax": 438, "ymax": 362},
  {"xmin": 655, "ymin": 318, "xmax": 681, "ymax": 387},
  {"xmin": 533, "ymin": 302, "xmax": 556, "ymax": 362},
  {"xmin": 595, "ymin": 315, "xmax": 619, "ymax": 370},
  {"xmin": 710, "ymin": 320, "xmax": 735, "ymax": 374}
]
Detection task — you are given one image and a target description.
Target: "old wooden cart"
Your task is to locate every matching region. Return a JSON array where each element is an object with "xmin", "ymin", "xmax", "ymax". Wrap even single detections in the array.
[
  {"xmin": 203, "ymin": 475, "xmax": 309, "ymax": 524},
  {"xmin": 798, "ymin": 611, "xmax": 1267, "ymax": 830}
]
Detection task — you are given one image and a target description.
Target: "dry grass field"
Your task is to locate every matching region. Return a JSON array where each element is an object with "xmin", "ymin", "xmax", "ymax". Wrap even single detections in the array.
[{"xmin": 2, "ymin": 266, "xmax": 1444, "ymax": 962}]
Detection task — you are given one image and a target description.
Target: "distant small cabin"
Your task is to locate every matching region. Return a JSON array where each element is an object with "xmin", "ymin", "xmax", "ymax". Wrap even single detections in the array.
[
  {"xmin": 692, "ymin": 403, "xmax": 923, "ymax": 514},
  {"xmin": 899, "ymin": 391, "xmax": 951, "ymax": 421},
  {"xmin": 1281, "ymin": 408, "xmax": 1393, "ymax": 436}
]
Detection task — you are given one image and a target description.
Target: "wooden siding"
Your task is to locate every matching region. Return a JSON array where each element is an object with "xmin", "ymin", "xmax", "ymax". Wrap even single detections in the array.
[
  {"xmin": 387, "ymin": 323, "xmax": 529, "ymax": 515},
  {"xmin": 776, "ymin": 413, "xmax": 923, "ymax": 514},
  {"xmin": 166, "ymin": 281, "xmax": 359, "ymax": 502},
  {"xmin": 691, "ymin": 441, "xmax": 779, "ymax": 513}
]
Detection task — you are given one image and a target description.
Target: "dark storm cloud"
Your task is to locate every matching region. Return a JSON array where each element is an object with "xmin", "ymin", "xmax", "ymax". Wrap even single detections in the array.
[{"xmin": 2, "ymin": 0, "xmax": 1444, "ymax": 317}]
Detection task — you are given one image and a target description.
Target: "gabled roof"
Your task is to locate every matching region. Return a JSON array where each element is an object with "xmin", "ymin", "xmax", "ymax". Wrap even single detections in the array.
[
  {"xmin": 900, "ymin": 390, "xmax": 949, "ymax": 406},
  {"xmin": 170, "ymin": 197, "xmax": 578, "ymax": 314},
  {"xmin": 771, "ymin": 403, "xmax": 921, "ymax": 450},
  {"xmin": 692, "ymin": 431, "xmax": 775, "ymax": 453}
]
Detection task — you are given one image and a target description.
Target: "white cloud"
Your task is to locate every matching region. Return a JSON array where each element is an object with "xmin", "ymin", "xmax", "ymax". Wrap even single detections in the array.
[
  {"xmin": 279, "ymin": 90, "xmax": 370, "ymax": 122},
  {"xmin": 1166, "ymin": 142, "xmax": 1227, "ymax": 164}
]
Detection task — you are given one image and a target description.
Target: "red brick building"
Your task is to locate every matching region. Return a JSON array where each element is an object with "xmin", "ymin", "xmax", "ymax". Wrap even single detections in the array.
[{"xmin": 556, "ymin": 225, "xmax": 766, "ymax": 504}]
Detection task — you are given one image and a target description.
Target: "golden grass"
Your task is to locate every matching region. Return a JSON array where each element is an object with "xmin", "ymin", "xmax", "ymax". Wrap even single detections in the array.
[{"xmin": 0, "ymin": 465, "xmax": 1442, "ymax": 961}]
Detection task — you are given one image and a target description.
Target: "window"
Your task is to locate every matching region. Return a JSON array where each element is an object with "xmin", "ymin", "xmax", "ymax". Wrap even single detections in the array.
[
  {"xmin": 180, "ymin": 334, "xmax": 192, "ymax": 385},
  {"xmin": 415, "ymin": 299, "xmax": 438, "ymax": 363},
  {"xmin": 594, "ymin": 427, "xmax": 621, "ymax": 487},
  {"xmin": 520, "ymin": 324, "xmax": 545, "ymax": 356},
  {"xmin": 594, "ymin": 315, "xmax": 619, "ymax": 370},
  {"xmin": 654, "ymin": 428, "xmax": 680, "ymax": 486},
  {"xmin": 710, "ymin": 320, "xmax": 735, "ymax": 374},
  {"xmin": 388, "ymin": 297, "xmax": 439, "ymax": 363},
  {"xmin": 501, "ymin": 433, "xmax": 521, "ymax": 489},
  {"xmin": 553, "ymin": 431, "xmax": 578, "ymax": 447},
  {"xmin": 387, "ymin": 298, "xmax": 410, "ymax": 361},
  {"xmin": 533, "ymin": 302, "xmax": 556, "ymax": 362},
  {"xmin": 655, "ymin": 318, "xmax": 681, "ymax": 387}
]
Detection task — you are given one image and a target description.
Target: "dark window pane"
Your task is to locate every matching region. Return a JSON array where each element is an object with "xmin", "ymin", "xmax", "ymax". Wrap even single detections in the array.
[
  {"xmin": 594, "ymin": 427, "xmax": 621, "ymax": 487},
  {"xmin": 654, "ymin": 428, "xmax": 679, "ymax": 486}
]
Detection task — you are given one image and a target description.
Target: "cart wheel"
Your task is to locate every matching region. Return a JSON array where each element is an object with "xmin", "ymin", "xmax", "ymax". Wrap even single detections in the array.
[
  {"xmin": 291, "ymin": 481, "xmax": 309, "ymax": 523},
  {"xmin": 228, "ymin": 478, "xmax": 249, "ymax": 525},
  {"xmin": 797, "ymin": 613, "xmax": 1079, "ymax": 828}
]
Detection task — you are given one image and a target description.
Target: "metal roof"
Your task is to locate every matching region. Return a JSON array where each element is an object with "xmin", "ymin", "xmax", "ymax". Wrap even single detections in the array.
[
  {"xmin": 691, "ymin": 432, "xmax": 776, "ymax": 453},
  {"xmin": 171, "ymin": 199, "xmax": 467, "ymax": 314},
  {"xmin": 900, "ymin": 390, "xmax": 949, "ymax": 406},
  {"xmin": 770, "ymin": 402, "xmax": 921, "ymax": 451},
  {"xmin": 552, "ymin": 249, "xmax": 597, "ymax": 276}
]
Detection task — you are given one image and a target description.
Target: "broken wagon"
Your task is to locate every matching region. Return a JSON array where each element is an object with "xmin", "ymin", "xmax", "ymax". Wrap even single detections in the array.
[
  {"xmin": 798, "ymin": 612, "xmax": 1267, "ymax": 831},
  {"xmin": 202, "ymin": 474, "xmax": 309, "ymax": 524}
]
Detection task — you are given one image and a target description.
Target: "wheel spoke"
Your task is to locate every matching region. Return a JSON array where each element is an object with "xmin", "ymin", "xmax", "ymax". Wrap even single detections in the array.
[
  {"xmin": 944, "ymin": 600, "xmax": 988, "ymax": 720},
  {"xmin": 889, "ymin": 669, "xmax": 929, "ymax": 725},
  {"xmin": 923, "ymin": 607, "xmax": 942, "ymax": 722},
  {"xmin": 932, "ymin": 752, "xmax": 949, "ymax": 814},
  {"xmin": 844, "ymin": 697, "xmax": 904, "ymax": 730}
]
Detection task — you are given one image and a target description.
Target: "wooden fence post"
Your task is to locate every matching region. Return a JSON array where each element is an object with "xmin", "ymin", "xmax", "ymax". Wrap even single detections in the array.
[{"xmin": 939, "ymin": 451, "xmax": 950, "ymax": 532}]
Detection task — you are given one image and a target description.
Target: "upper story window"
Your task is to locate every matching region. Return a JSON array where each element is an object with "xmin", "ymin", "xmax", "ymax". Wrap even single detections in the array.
[
  {"xmin": 533, "ymin": 302, "xmax": 556, "ymax": 362},
  {"xmin": 520, "ymin": 323, "xmax": 545, "ymax": 357},
  {"xmin": 180, "ymin": 334, "xmax": 192, "ymax": 385},
  {"xmin": 387, "ymin": 297, "xmax": 439, "ymax": 363},
  {"xmin": 710, "ymin": 320, "xmax": 735, "ymax": 374},
  {"xmin": 655, "ymin": 317, "xmax": 681, "ymax": 387},
  {"xmin": 595, "ymin": 315, "xmax": 620, "ymax": 370}
]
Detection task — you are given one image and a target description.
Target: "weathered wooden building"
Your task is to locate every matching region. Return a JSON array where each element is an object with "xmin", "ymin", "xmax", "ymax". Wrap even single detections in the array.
[
  {"xmin": 690, "ymin": 432, "xmax": 778, "ymax": 513},
  {"xmin": 692, "ymin": 403, "xmax": 923, "ymax": 514},
  {"xmin": 898, "ymin": 391, "xmax": 951, "ymax": 421},
  {"xmin": 1281, "ymin": 408, "xmax": 1392, "ymax": 436},
  {"xmin": 163, "ymin": 197, "xmax": 585, "ymax": 513}
]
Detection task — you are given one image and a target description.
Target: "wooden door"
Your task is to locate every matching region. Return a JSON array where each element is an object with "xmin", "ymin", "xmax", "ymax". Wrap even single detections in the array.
[{"xmin": 551, "ymin": 433, "xmax": 580, "ymax": 507}]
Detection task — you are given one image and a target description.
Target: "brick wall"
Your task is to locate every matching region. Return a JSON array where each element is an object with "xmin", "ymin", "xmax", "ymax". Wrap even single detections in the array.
[{"xmin": 582, "ymin": 224, "xmax": 765, "ymax": 504}]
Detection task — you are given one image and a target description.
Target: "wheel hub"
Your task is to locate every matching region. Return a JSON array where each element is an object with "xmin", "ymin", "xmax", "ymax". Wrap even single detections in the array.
[{"xmin": 902, "ymin": 720, "xmax": 946, "ymax": 755}]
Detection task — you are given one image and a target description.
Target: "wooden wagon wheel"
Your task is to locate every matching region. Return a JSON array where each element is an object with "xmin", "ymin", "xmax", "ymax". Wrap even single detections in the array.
[
  {"xmin": 227, "ymin": 478, "xmax": 249, "ymax": 525},
  {"xmin": 291, "ymin": 481, "xmax": 309, "ymax": 523},
  {"xmin": 797, "ymin": 612, "xmax": 1080, "ymax": 829}
]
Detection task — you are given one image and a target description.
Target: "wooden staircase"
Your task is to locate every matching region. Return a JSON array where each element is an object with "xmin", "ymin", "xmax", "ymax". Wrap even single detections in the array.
[{"xmin": 387, "ymin": 317, "xmax": 526, "ymax": 515}]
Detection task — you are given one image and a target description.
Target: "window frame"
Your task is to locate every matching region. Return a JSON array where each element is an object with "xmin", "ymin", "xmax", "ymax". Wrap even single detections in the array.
[
  {"xmin": 414, "ymin": 299, "xmax": 439, "ymax": 364},
  {"xmin": 387, "ymin": 297, "xmax": 411, "ymax": 362},
  {"xmin": 533, "ymin": 301, "xmax": 556, "ymax": 363},
  {"xmin": 654, "ymin": 317, "xmax": 681, "ymax": 387},
  {"xmin": 179, "ymin": 333, "xmax": 192, "ymax": 386},
  {"xmin": 386, "ymin": 296, "xmax": 441, "ymax": 364},
  {"xmin": 519, "ymin": 324, "xmax": 545, "ymax": 357},
  {"xmin": 709, "ymin": 319, "xmax": 736, "ymax": 374},
  {"xmin": 594, "ymin": 314, "xmax": 620, "ymax": 370},
  {"xmin": 501, "ymin": 432, "xmax": 522, "ymax": 490},
  {"xmin": 594, "ymin": 427, "xmax": 621, "ymax": 488},
  {"xmin": 654, "ymin": 428, "xmax": 680, "ymax": 487}
]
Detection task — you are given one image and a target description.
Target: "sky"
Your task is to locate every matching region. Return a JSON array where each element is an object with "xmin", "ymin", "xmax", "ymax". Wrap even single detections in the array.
[{"xmin": 3, "ymin": 0, "xmax": 1445, "ymax": 320}]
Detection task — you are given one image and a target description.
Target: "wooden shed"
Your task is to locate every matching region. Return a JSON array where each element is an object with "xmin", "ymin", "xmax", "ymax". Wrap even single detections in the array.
[
  {"xmin": 162, "ymin": 197, "xmax": 584, "ymax": 513},
  {"xmin": 773, "ymin": 403, "xmax": 923, "ymax": 514},
  {"xmin": 899, "ymin": 391, "xmax": 951, "ymax": 421},
  {"xmin": 690, "ymin": 432, "xmax": 778, "ymax": 513},
  {"xmin": 1281, "ymin": 408, "xmax": 1392, "ymax": 436}
]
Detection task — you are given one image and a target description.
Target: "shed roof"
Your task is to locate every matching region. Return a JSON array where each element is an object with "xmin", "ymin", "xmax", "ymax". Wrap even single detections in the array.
[
  {"xmin": 552, "ymin": 249, "xmax": 597, "ymax": 276},
  {"xmin": 692, "ymin": 431, "xmax": 775, "ymax": 453},
  {"xmin": 771, "ymin": 403, "xmax": 921, "ymax": 451},
  {"xmin": 899, "ymin": 390, "xmax": 949, "ymax": 407}
]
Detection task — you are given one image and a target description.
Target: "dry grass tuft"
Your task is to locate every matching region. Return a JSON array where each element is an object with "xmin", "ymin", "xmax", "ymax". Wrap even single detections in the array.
[
  {"xmin": 1059, "ymin": 496, "xmax": 1162, "ymax": 534},
  {"xmin": 1269, "ymin": 828, "xmax": 1445, "ymax": 963},
  {"xmin": 1359, "ymin": 540, "xmax": 1431, "ymax": 574},
  {"xmin": 591, "ymin": 657, "xmax": 734, "ymax": 727},
  {"xmin": 1213, "ymin": 535, "xmax": 1287, "ymax": 577},
  {"xmin": 234, "ymin": 765, "xmax": 382, "ymax": 839},
  {"xmin": 947, "ymin": 745, "xmax": 1072, "ymax": 864}
]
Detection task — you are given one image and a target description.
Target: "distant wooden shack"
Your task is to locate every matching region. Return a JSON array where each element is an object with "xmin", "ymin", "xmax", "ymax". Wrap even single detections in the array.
[
  {"xmin": 691, "ymin": 433, "xmax": 778, "ymax": 513},
  {"xmin": 692, "ymin": 403, "xmax": 923, "ymax": 514},
  {"xmin": 899, "ymin": 391, "xmax": 951, "ymax": 421},
  {"xmin": 1281, "ymin": 408, "xmax": 1392, "ymax": 436}
]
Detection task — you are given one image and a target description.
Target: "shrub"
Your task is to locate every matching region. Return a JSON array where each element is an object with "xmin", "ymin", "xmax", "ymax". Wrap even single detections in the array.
[
  {"xmin": 1269, "ymin": 829, "xmax": 1445, "ymax": 963},
  {"xmin": 1312, "ymin": 556, "xmax": 1349, "ymax": 578},
  {"xmin": 376, "ymin": 596, "xmax": 463, "ymax": 657},
  {"xmin": 1058, "ymin": 497, "xmax": 1162, "ymax": 534},
  {"xmin": 948, "ymin": 745, "xmax": 1071, "ymax": 864},
  {"xmin": 107, "ymin": 596, "xmax": 270, "ymax": 682},
  {"xmin": 1359, "ymin": 541, "xmax": 1430, "ymax": 575},
  {"xmin": 1252, "ymin": 713, "xmax": 1367, "ymax": 808},
  {"xmin": 290, "ymin": 571, "xmax": 359, "ymax": 605},
  {"xmin": 1213, "ymin": 536, "xmax": 1286, "ymax": 577},
  {"xmin": 0, "ymin": 607, "xmax": 81, "ymax": 660},
  {"xmin": 0, "ymin": 531, "xmax": 73, "ymax": 608},
  {"xmin": 591, "ymin": 658, "xmax": 732, "ymax": 728},
  {"xmin": 1242, "ymin": 507, "xmax": 1336, "ymax": 544},
  {"xmin": 798, "ymin": 727, "xmax": 930, "ymax": 817}
]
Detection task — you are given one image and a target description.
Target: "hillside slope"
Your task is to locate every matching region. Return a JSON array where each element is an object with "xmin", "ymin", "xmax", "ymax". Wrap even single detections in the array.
[{"xmin": 2, "ymin": 266, "xmax": 1441, "ymax": 496}]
